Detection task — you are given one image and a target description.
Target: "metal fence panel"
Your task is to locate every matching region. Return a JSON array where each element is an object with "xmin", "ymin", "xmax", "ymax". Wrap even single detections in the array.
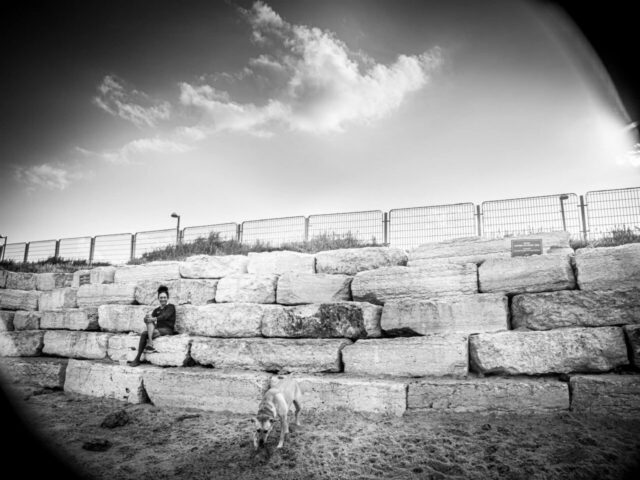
[
  {"xmin": 27, "ymin": 239, "xmax": 57, "ymax": 262},
  {"xmin": 481, "ymin": 193, "xmax": 582, "ymax": 239},
  {"xmin": 182, "ymin": 223, "xmax": 238, "ymax": 243},
  {"xmin": 93, "ymin": 233, "xmax": 132, "ymax": 264},
  {"xmin": 308, "ymin": 210, "xmax": 384, "ymax": 244},
  {"xmin": 58, "ymin": 237, "xmax": 92, "ymax": 261},
  {"xmin": 134, "ymin": 229, "xmax": 176, "ymax": 258},
  {"xmin": 585, "ymin": 187, "xmax": 640, "ymax": 239},
  {"xmin": 389, "ymin": 203, "xmax": 477, "ymax": 250},
  {"xmin": 3, "ymin": 243, "xmax": 26, "ymax": 262},
  {"xmin": 241, "ymin": 216, "xmax": 306, "ymax": 247}
]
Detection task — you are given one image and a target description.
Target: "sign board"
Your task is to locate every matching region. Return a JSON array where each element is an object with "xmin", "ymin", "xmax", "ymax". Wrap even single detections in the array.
[
  {"xmin": 511, "ymin": 239, "xmax": 543, "ymax": 257},
  {"xmin": 78, "ymin": 273, "xmax": 91, "ymax": 286}
]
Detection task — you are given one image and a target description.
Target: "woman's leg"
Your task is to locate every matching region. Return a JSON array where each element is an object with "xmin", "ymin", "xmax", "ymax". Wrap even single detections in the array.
[{"xmin": 145, "ymin": 321, "xmax": 157, "ymax": 348}]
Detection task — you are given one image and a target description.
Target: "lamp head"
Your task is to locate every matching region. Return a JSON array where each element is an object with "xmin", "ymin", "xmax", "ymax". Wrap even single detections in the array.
[
  {"xmin": 559, "ymin": 195, "xmax": 569, "ymax": 201},
  {"xmin": 171, "ymin": 213, "xmax": 179, "ymax": 218}
]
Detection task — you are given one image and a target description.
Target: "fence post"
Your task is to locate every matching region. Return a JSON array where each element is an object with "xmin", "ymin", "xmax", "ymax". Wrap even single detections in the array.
[
  {"xmin": 89, "ymin": 237, "xmax": 96, "ymax": 266},
  {"xmin": 54, "ymin": 240, "xmax": 60, "ymax": 261},
  {"xmin": 237, "ymin": 224, "xmax": 243, "ymax": 244},
  {"xmin": 130, "ymin": 234, "xmax": 137, "ymax": 261},
  {"xmin": 579, "ymin": 195, "xmax": 588, "ymax": 242},
  {"xmin": 304, "ymin": 217, "xmax": 310, "ymax": 242},
  {"xmin": 23, "ymin": 243, "xmax": 30, "ymax": 263},
  {"xmin": 1, "ymin": 237, "xmax": 6, "ymax": 261},
  {"xmin": 476, "ymin": 205, "xmax": 482, "ymax": 237},
  {"xmin": 383, "ymin": 212, "xmax": 389, "ymax": 245}
]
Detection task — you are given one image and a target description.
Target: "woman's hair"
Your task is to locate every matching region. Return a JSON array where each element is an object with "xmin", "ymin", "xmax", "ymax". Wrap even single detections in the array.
[{"xmin": 157, "ymin": 285, "xmax": 169, "ymax": 297}]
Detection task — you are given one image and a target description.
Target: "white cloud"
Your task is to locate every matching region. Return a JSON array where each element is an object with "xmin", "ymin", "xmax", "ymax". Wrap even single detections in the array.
[
  {"xmin": 93, "ymin": 75, "xmax": 171, "ymax": 128},
  {"xmin": 14, "ymin": 163, "xmax": 81, "ymax": 191},
  {"xmin": 79, "ymin": 137, "xmax": 193, "ymax": 164}
]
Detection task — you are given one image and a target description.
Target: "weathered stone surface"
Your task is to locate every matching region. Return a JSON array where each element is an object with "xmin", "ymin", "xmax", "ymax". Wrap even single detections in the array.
[
  {"xmin": 177, "ymin": 303, "xmax": 273, "ymax": 337},
  {"xmin": 276, "ymin": 273, "xmax": 352, "ymax": 305},
  {"xmin": 13, "ymin": 311, "xmax": 42, "ymax": 330},
  {"xmin": 339, "ymin": 301, "xmax": 382, "ymax": 338},
  {"xmin": 42, "ymin": 330, "xmax": 111, "ymax": 359},
  {"xmin": 39, "ymin": 287, "xmax": 78, "ymax": 311},
  {"xmin": 0, "ymin": 357, "xmax": 68, "ymax": 388},
  {"xmin": 36, "ymin": 273, "xmax": 73, "ymax": 291},
  {"xmin": 0, "ymin": 311, "xmax": 15, "ymax": 331},
  {"xmin": 478, "ymin": 254, "xmax": 576, "ymax": 294},
  {"xmin": 190, "ymin": 337, "xmax": 351, "ymax": 373},
  {"xmin": 351, "ymin": 265, "xmax": 478, "ymax": 305},
  {"xmin": 142, "ymin": 367, "xmax": 271, "ymax": 413},
  {"xmin": 98, "ymin": 304, "xmax": 153, "ymax": 333},
  {"xmin": 215, "ymin": 274, "xmax": 277, "ymax": 304},
  {"xmin": 134, "ymin": 279, "xmax": 217, "ymax": 306},
  {"xmin": 408, "ymin": 376, "xmax": 569, "ymax": 413},
  {"xmin": 72, "ymin": 269, "xmax": 91, "ymax": 288},
  {"xmin": 0, "ymin": 289, "xmax": 40, "ymax": 311},
  {"xmin": 76, "ymin": 284, "xmax": 136, "ymax": 307},
  {"xmin": 5, "ymin": 271, "xmax": 37, "ymax": 290},
  {"xmin": 381, "ymin": 294, "xmax": 508, "ymax": 336},
  {"xmin": 470, "ymin": 327, "xmax": 628, "ymax": 375},
  {"xmin": 316, "ymin": 247, "xmax": 408, "ymax": 275},
  {"xmin": 90, "ymin": 266, "xmax": 116, "ymax": 284},
  {"xmin": 179, "ymin": 255, "xmax": 249, "ymax": 279},
  {"xmin": 64, "ymin": 359, "xmax": 149, "ymax": 403},
  {"xmin": 40, "ymin": 308, "xmax": 99, "ymax": 331},
  {"xmin": 342, "ymin": 334, "xmax": 469, "ymax": 377},
  {"xmin": 570, "ymin": 374, "xmax": 640, "ymax": 415},
  {"xmin": 408, "ymin": 231, "xmax": 572, "ymax": 266},
  {"xmin": 270, "ymin": 374, "xmax": 407, "ymax": 416},
  {"xmin": 114, "ymin": 262, "xmax": 181, "ymax": 284},
  {"xmin": 512, "ymin": 288, "xmax": 640, "ymax": 330},
  {"xmin": 247, "ymin": 251, "xmax": 316, "ymax": 275},
  {"xmin": 0, "ymin": 331, "xmax": 44, "ymax": 356},
  {"xmin": 107, "ymin": 333, "xmax": 191, "ymax": 366},
  {"xmin": 575, "ymin": 244, "xmax": 640, "ymax": 290},
  {"xmin": 624, "ymin": 325, "xmax": 640, "ymax": 368},
  {"xmin": 0, "ymin": 269, "xmax": 7, "ymax": 288},
  {"xmin": 261, "ymin": 303, "xmax": 367, "ymax": 339}
]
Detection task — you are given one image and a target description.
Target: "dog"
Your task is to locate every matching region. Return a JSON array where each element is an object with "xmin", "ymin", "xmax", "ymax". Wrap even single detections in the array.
[{"xmin": 251, "ymin": 376, "xmax": 302, "ymax": 450}]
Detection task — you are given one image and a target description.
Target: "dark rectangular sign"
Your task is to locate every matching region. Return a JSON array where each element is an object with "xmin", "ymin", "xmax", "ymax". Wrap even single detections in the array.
[
  {"xmin": 78, "ymin": 273, "xmax": 91, "ymax": 286},
  {"xmin": 511, "ymin": 239, "xmax": 543, "ymax": 257}
]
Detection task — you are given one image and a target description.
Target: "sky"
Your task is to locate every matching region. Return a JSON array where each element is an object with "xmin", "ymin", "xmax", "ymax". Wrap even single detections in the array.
[{"xmin": 1, "ymin": 0, "xmax": 639, "ymax": 245}]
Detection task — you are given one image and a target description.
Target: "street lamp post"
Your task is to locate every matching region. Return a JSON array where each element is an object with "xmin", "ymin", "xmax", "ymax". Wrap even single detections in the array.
[
  {"xmin": 559, "ymin": 195, "xmax": 569, "ymax": 232},
  {"xmin": 171, "ymin": 213, "xmax": 181, "ymax": 246}
]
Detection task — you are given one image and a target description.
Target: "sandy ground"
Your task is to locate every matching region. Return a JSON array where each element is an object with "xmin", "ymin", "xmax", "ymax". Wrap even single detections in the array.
[{"xmin": 3, "ymin": 383, "xmax": 640, "ymax": 480}]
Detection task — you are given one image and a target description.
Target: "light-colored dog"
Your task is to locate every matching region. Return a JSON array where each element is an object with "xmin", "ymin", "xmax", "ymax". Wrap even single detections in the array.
[{"xmin": 252, "ymin": 376, "xmax": 302, "ymax": 449}]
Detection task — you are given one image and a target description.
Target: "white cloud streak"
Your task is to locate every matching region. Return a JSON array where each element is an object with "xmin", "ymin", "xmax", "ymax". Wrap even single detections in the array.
[
  {"xmin": 78, "ymin": 137, "xmax": 193, "ymax": 164},
  {"xmin": 14, "ymin": 163, "xmax": 82, "ymax": 191}
]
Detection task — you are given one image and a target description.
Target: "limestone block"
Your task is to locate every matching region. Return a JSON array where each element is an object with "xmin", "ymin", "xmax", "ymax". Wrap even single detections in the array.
[
  {"xmin": 261, "ymin": 303, "xmax": 367, "ymax": 339},
  {"xmin": 315, "ymin": 247, "xmax": 408, "ymax": 275},
  {"xmin": 90, "ymin": 266, "xmax": 116, "ymax": 284},
  {"xmin": 215, "ymin": 274, "xmax": 277, "ymax": 304},
  {"xmin": 0, "ymin": 269, "xmax": 7, "ymax": 288},
  {"xmin": 247, "ymin": 251, "xmax": 316, "ymax": 275},
  {"xmin": 0, "ymin": 357, "xmax": 68, "ymax": 388},
  {"xmin": 0, "ymin": 289, "xmax": 40, "ymax": 311},
  {"xmin": 351, "ymin": 265, "xmax": 478, "ymax": 305},
  {"xmin": 0, "ymin": 311, "xmax": 15, "ymax": 331},
  {"xmin": 512, "ymin": 288, "xmax": 640, "ymax": 330},
  {"xmin": 36, "ymin": 273, "xmax": 73, "ymax": 291},
  {"xmin": 177, "ymin": 303, "xmax": 273, "ymax": 337},
  {"xmin": 5, "ymin": 272, "xmax": 37, "ymax": 290},
  {"xmin": 269, "ymin": 374, "xmax": 407, "ymax": 416},
  {"xmin": 575, "ymin": 244, "xmax": 640, "ymax": 290},
  {"xmin": 107, "ymin": 333, "xmax": 191, "ymax": 367},
  {"xmin": 381, "ymin": 294, "xmax": 508, "ymax": 336},
  {"xmin": 64, "ymin": 359, "xmax": 148, "ymax": 403},
  {"xmin": 408, "ymin": 376, "xmax": 569, "ymax": 413},
  {"xmin": 408, "ymin": 231, "xmax": 572, "ymax": 266},
  {"xmin": 0, "ymin": 331, "xmax": 44, "ymax": 356},
  {"xmin": 134, "ymin": 279, "xmax": 217, "ymax": 306},
  {"xmin": 38, "ymin": 287, "xmax": 78, "ymax": 311},
  {"xmin": 340, "ymin": 301, "xmax": 382, "ymax": 338},
  {"xmin": 624, "ymin": 325, "xmax": 640, "ymax": 368},
  {"xmin": 470, "ymin": 327, "xmax": 628, "ymax": 375},
  {"xmin": 276, "ymin": 273, "xmax": 352, "ymax": 305},
  {"xmin": 478, "ymin": 254, "xmax": 576, "ymax": 294},
  {"xmin": 190, "ymin": 337, "xmax": 351, "ymax": 373},
  {"xmin": 72, "ymin": 270, "xmax": 91, "ymax": 288},
  {"xmin": 342, "ymin": 334, "xmax": 469, "ymax": 377},
  {"xmin": 142, "ymin": 367, "xmax": 271, "ymax": 413},
  {"xmin": 570, "ymin": 374, "xmax": 640, "ymax": 415},
  {"xmin": 13, "ymin": 311, "xmax": 42, "ymax": 330},
  {"xmin": 40, "ymin": 308, "xmax": 99, "ymax": 331},
  {"xmin": 98, "ymin": 304, "xmax": 151, "ymax": 333},
  {"xmin": 42, "ymin": 330, "xmax": 111, "ymax": 359},
  {"xmin": 179, "ymin": 254, "xmax": 248, "ymax": 279},
  {"xmin": 76, "ymin": 284, "xmax": 136, "ymax": 307},
  {"xmin": 114, "ymin": 262, "xmax": 181, "ymax": 283}
]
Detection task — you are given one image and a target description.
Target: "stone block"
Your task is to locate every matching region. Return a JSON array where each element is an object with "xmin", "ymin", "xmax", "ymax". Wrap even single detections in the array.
[
  {"xmin": 42, "ymin": 330, "xmax": 111, "ymax": 359},
  {"xmin": 215, "ymin": 274, "xmax": 277, "ymax": 303},
  {"xmin": 247, "ymin": 251, "xmax": 316, "ymax": 275},
  {"xmin": 179, "ymin": 255, "xmax": 249, "ymax": 279},
  {"xmin": 0, "ymin": 269, "xmax": 7, "ymax": 288},
  {"xmin": 570, "ymin": 374, "xmax": 640, "ymax": 415},
  {"xmin": 0, "ymin": 289, "xmax": 40, "ymax": 311},
  {"xmin": 114, "ymin": 262, "xmax": 181, "ymax": 283},
  {"xmin": 190, "ymin": 337, "xmax": 351, "ymax": 373},
  {"xmin": 276, "ymin": 273, "xmax": 352, "ymax": 305},
  {"xmin": 340, "ymin": 301, "xmax": 382, "ymax": 338},
  {"xmin": 76, "ymin": 284, "xmax": 136, "ymax": 307},
  {"xmin": 315, "ymin": 247, "xmax": 408, "ymax": 275},
  {"xmin": 177, "ymin": 303, "xmax": 270, "ymax": 337},
  {"xmin": 381, "ymin": 294, "xmax": 508, "ymax": 336},
  {"xmin": 470, "ymin": 327, "xmax": 628, "ymax": 375},
  {"xmin": 575, "ymin": 244, "xmax": 640, "ymax": 290},
  {"xmin": 0, "ymin": 331, "xmax": 44, "ymax": 356},
  {"xmin": 40, "ymin": 308, "xmax": 99, "ymax": 331},
  {"xmin": 107, "ymin": 333, "xmax": 192, "ymax": 366},
  {"xmin": 5, "ymin": 272, "xmax": 37, "ymax": 290},
  {"xmin": 478, "ymin": 254, "xmax": 576, "ymax": 294},
  {"xmin": 0, "ymin": 357, "xmax": 68, "ymax": 388},
  {"xmin": 13, "ymin": 311, "xmax": 42, "ymax": 330},
  {"xmin": 134, "ymin": 279, "xmax": 217, "ymax": 306},
  {"xmin": 90, "ymin": 266, "xmax": 116, "ymax": 284},
  {"xmin": 0, "ymin": 311, "xmax": 15, "ymax": 331},
  {"xmin": 64, "ymin": 359, "xmax": 149, "ymax": 403},
  {"xmin": 36, "ymin": 273, "xmax": 73, "ymax": 291},
  {"xmin": 624, "ymin": 325, "xmax": 640, "ymax": 368},
  {"xmin": 142, "ymin": 367, "xmax": 271, "ymax": 413},
  {"xmin": 97, "ymin": 304, "xmax": 151, "ymax": 333},
  {"xmin": 351, "ymin": 265, "xmax": 478, "ymax": 305},
  {"xmin": 512, "ymin": 288, "xmax": 640, "ymax": 330},
  {"xmin": 38, "ymin": 287, "xmax": 78, "ymax": 311},
  {"xmin": 342, "ymin": 334, "xmax": 469, "ymax": 377},
  {"xmin": 72, "ymin": 270, "xmax": 91, "ymax": 288}
]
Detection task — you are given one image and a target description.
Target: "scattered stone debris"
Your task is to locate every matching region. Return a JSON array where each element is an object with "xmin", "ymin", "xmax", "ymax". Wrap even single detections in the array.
[
  {"xmin": 100, "ymin": 410, "xmax": 130, "ymax": 429},
  {"xmin": 175, "ymin": 413, "xmax": 201, "ymax": 422},
  {"xmin": 82, "ymin": 439, "xmax": 112, "ymax": 452}
]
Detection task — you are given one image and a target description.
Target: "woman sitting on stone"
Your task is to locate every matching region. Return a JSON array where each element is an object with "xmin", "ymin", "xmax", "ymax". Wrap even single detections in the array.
[{"xmin": 128, "ymin": 285, "xmax": 176, "ymax": 367}]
